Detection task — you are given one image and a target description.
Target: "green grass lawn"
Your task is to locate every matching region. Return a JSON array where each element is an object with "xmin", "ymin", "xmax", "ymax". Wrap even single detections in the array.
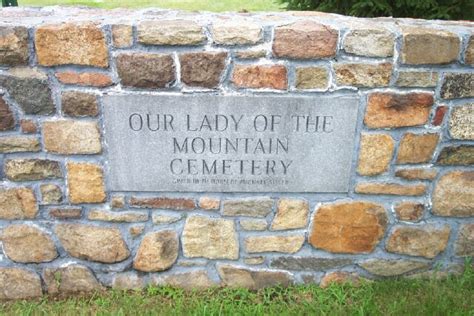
[
  {"xmin": 18, "ymin": 0, "xmax": 284, "ymax": 11},
  {"xmin": 1, "ymin": 266, "xmax": 473, "ymax": 315}
]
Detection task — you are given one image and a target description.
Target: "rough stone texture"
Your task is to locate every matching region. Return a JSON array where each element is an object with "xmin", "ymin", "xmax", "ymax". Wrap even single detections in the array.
[
  {"xmin": 320, "ymin": 272, "xmax": 361, "ymax": 288},
  {"xmin": 395, "ymin": 168, "xmax": 437, "ymax": 181},
  {"xmin": 440, "ymin": 73, "xmax": 474, "ymax": 99},
  {"xmin": 112, "ymin": 273, "xmax": 145, "ymax": 290},
  {"xmin": 40, "ymin": 184, "xmax": 63, "ymax": 204},
  {"xmin": 343, "ymin": 28, "xmax": 394, "ymax": 57},
  {"xmin": 0, "ymin": 68, "xmax": 55, "ymax": 115},
  {"xmin": 401, "ymin": 27, "xmax": 460, "ymax": 65},
  {"xmin": 309, "ymin": 201, "xmax": 387, "ymax": 254},
  {"xmin": 49, "ymin": 208, "xmax": 82, "ymax": 219},
  {"xmin": 129, "ymin": 225, "xmax": 145, "ymax": 238},
  {"xmin": 182, "ymin": 215, "xmax": 239, "ymax": 259},
  {"xmin": 0, "ymin": 268, "xmax": 42, "ymax": 300},
  {"xmin": 355, "ymin": 183, "xmax": 426, "ymax": 196},
  {"xmin": 20, "ymin": 119, "xmax": 37, "ymax": 133},
  {"xmin": 432, "ymin": 171, "xmax": 474, "ymax": 217},
  {"xmin": 152, "ymin": 213, "xmax": 182, "ymax": 225},
  {"xmin": 273, "ymin": 21, "xmax": 337, "ymax": 59},
  {"xmin": 465, "ymin": 36, "xmax": 474, "ymax": 64},
  {"xmin": 245, "ymin": 235, "xmax": 305, "ymax": 254},
  {"xmin": 271, "ymin": 199, "xmax": 309, "ymax": 230},
  {"xmin": 130, "ymin": 197, "xmax": 196, "ymax": 210},
  {"xmin": 334, "ymin": 63, "xmax": 392, "ymax": 87},
  {"xmin": 0, "ymin": 136, "xmax": 40, "ymax": 153},
  {"xmin": 0, "ymin": 26, "xmax": 29, "ymax": 65},
  {"xmin": 43, "ymin": 120, "xmax": 101, "ymax": 154},
  {"xmin": 4, "ymin": 158, "xmax": 62, "ymax": 181},
  {"xmin": 0, "ymin": 97, "xmax": 14, "ymax": 131},
  {"xmin": 386, "ymin": 225, "xmax": 451, "ymax": 258},
  {"xmin": 455, "ymin": 224, "xmax": 474, "ymax": 257},
  {"xmin": 396, "ymin": 71, "xmax": 438, "ymax": 87},
  {"xmin": 116, "ymin": 53, "xmax": 175, "ymax": 89},
  {"xmin": 235, "ymin": 49, "xmax": 266, "ymax": 59},
  {"xmin": 55, "ymin": 71, "xmax": 113, "ymax": 87},
  {"xmin": 218, "ymin": 264, "xmax": 293, "ymax": 290},
  {"xmin": 360, "ymin": 259, "xmax": 430, "ymax": 276},
  {"xmin": 364, "ymin": 92, "xmax": 434, "ymax": 128},
  {"xmin": 112, "ymin": 24, "xmax": 133, "ymax": 48},
  {"xmin": 449, "ymin": 104, "xmax": 473, "ymax": 140},
  {"xmin": 1, "ymin": 224, "xmax": 57, "ymax": 263},
  {"xmin": 240, "ymin": 219, "xmax": 267, "ymax": 231},
  {"xmin": 138, "ymin": 20, "xmax": 205, "ymax": 45},
  {"xmin": 43, "ymin": 265, "xmax": 103, "ymax": 295},
  {"xmin": 199, "ymin": 197, "xmax": 220, "ymax": 210},
  {"xmin": 35, "ymin": 23, "xmax": 108, "ymax": 67},
  {"xmin": 0, "ymin": 187, "xmax": 38, "ymax": 220},
  {"xmin": 67, "ymin": 162, "xmax": 106, "ymax": 204},
  {"xmin": 357, "ymin": 133, "xmax": 394, "ymax": 176},
  {"xmin": 88, "ymin": 209, "xmax": 148, "ymax": 222},
  {"xmin": 222, "ymin": 198, "xmax": 273, "ymax": 217},
  {"xmin": 394, "ymin": 202, "xmax": 424, "ymax": 221},
  {"xmin": 61, "ymin": 91, "xmax": 98, "ymax": 117},
  {"xmin": 55, "ymin": 224, "xmax": 129, "ymax": 263},
  {"xmin": 232, "ymin": 64, "xmax": 287, "ymax": 90},
  {"xmin": 244, "ymin": 257, "xmax": 265, "ymax": 265},
  {"xmin": 211, "ymin": 21, "xmax": 262, "ymax": 45},
  {"xmin": 154, "ymin": 270, "xmax": 218, "ymax": 290},
  {"xmin": 111, "ymin": 195, "xmax": 125, "ymax": 209},
  {"xmin": 295, "ymin": 67, "xmax": 328, "ymax": 89},
  {"xmin": 270, "ymin": 257, "xmax": 352, "ymax": 271},
  {"xmin": 432, "ymin": 106, "xmax": 448, "ymax": 126},
  {"xmin": 436, "ymin": 145, "xmax": 474, "ymax": 165},
  {"xmin": 179, "ymin": 52, "xmax": 227, "ymax": 88},
  {"xmin": 396, "ymin": 133, "xmax": 439, "ymax": 164},
  {"xmin": 133, "ymin": 230, "xmax": 179, "ymax": 272}
]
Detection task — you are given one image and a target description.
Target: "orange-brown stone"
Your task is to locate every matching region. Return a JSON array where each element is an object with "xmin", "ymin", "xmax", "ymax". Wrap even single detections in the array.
[
  {"xmin": 55, "ymin": 71, "xmax": 113, "ymax": 87},
  {"xmin": 355, "ymin": 183, "xmax": 427, "ymax": 196},
  {"xmin": 394, "ymin": 202, "xmax": 424, "ymax": 221},
  {"xmin": 67, "ymin": 162, "xmax": 106, "ymax": 204},
  {"xmin": 232, "ymin": 64, "xmax": 287, "ymax": 90},
  {"xmin": 396, "ymin": 133, "xmax": 439, "ymax": 164}
]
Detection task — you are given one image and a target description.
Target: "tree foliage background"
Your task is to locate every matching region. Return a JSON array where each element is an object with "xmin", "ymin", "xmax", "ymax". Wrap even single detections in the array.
[{"xmin": 280, "ymin": 0, "xmax": 473, "ymax": 20}]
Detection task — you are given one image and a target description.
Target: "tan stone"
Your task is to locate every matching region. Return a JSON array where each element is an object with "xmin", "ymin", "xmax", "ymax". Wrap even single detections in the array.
[
  {"xmin": 309, "ymin": 201, "xmax": 387, "ymax": 254},
  {"xmin": 386, "ymin": 225, "xmax": 451, "ymax": 259},
  {"xmin": 129, "ymin": 225, "xmax": 145, "ymax": 238},
  {"xmin": 0, "ymin": 136, "xmax": 40, "ymax": 153},
  {"xmin": 182, "ymin": 215, "xmax": 239, "ymax": 259},
  {"xmin": 199, "ymin": 197, "xmax": 220, "ymax": 210},
  {"xmin": 343, "ymin": 28, "xmax": 394, "ymax": 57},
  {"xmin": 245, "ymin": 235, "xmax": 304, "ymax": 254},
  {"xmin": 235, "ymin": 49, "xmax": 267, "ymax": 59},
  {"xmin": 455, "ymin": 224, "xmax": 474, "ymax": 257},
  {"xmin": 55, "ymin": 71, "xmax": 113, "ymax": 87},
  {"xmin": 394, "ymin": 202, "xmax": 424, "ymax": 221},
  {"xmin": 240, "ymin": 219, "xmax": 267, "ymax": 231},
  {"xmin": 0, "ymin": 187, "xmax": 38, "ymax": 220},
  {"xmin": 0, "ymin": 268, "xmax": 42, "ymax": 300},
  {"xmin": 217, "ymin": 264, "xmax": 293, "ymax": 290},
  {"xmin": 154, "ymin": 270, "xmax": 218, "ymax": 290},
  {"xmin": 395, "ymin": 168, "xmax": 437, "ymax": 181},
  {"xmin": 295, "ymin": 67, "xmax": 328, "ymax": 89},
  {"xmin": 0, "ymin": 26, "xmax": 29, "ymax": 65},
  {"xmin": 320, "ymin": 272, "xmax": 361, "ymax": 288},
  {"xmin": 432, "ymin": 171, "xmax": 474, "ymax": 217},
  {"xmin": 43, "ymin": 120, "xmax": 101, "ymax": 154},
  {"xmin": 359, "ymin": 259, "xmax": 430, "ymax": 277},
  {"xmin": 396, "ymin": 133, "xmax": 439, "ymax": 164},
  {"xmin": 396, "ymin": 71, "xmax": 438, "ymax": 87},
  {"xmin": 271, "ymin": 199, "xmax": 309, "ymax": 230},
  {"xmin": 35, "ymin": 23, "xmax": 108, "ymax": 67},
  {"xmin": 88, "ymin": 209, "xmax": 148, "ymax": 222},
  {"xmin": 112, "ymin": 24, "xmax": 133, "ymax": 48},
  {"xmin": 449, "ymin": 104, "xmax": 474, "ymax": 140},
  {"xmin": 43, "ymin": 265, "xmax": 103, "ymax": 295},
  {"xmin": 111, "ymin": 195, "xmax": 125, "ymax": 209},
  {"xmin": 138, "ymin": 20, "xmax": 205, "ymax": 45},
  {"xmin": 67, "ymin": 162, "xmax": 105, "ymax": 204},
  {"xmin": 465, "ymin": 36, "xmax": 474, "ymax": 65},
  {"xmin": 152, "ymin": 213, "xmax": 182, "ymax": 225},
  {"xmin": 1, "ymin": 224, "xmax": 57, "ymax": 263},
  {"xmin": 232, "ymin": 64, "xmax": 287, "ymax": 90},
  {"xmin": 211, "ymin": 21, "xmax": 262, "ymax": 45},
  {"xmin": 357, "ymin": 134, "xmax": 394, "ymax": 176},
  {"xmin": 222, "ymin": 197, "xmax": 273, "ymax": 217},
  {"xmin": 112, "ymin": 273, "xmax": 146, "ymax": 290},
  {"xmin": 334, "ymin": 63, "xmax": 392, "ymax": 87},
  {"xmin": 40, "ymin": 184, "xmax": 63, "ymax": 204},
  {"xmin": 130, "ymin": 196, "xmax": 196, "ymax": 210},
  {"xmin": 55, "ymin": 223, "xmax": 130, "ymax": 263},
  {"xmin": 4, "ymin": 159, "xmax": 62, "ymax": 181},
  {"xmin": 244, "ymin": 256, "xmax": 265, "ymax": 265},
  {"xmin": 355, "ymin": 183, "xmax": 427, "ymax": 196},
  {"xmin": 133, "ymin": 230, "xmax": 179, "ymax": 272}
]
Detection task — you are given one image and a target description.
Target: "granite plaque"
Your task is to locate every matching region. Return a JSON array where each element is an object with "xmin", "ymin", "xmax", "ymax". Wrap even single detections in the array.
[{"xmin": 103, "ymin": 94, "xmax": 359, "ymax": 192}]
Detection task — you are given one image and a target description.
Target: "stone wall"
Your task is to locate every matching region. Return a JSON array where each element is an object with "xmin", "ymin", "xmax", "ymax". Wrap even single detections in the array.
[{"xmin": 0, "ymin": 6, "xmax": 473, "ymax": 299}]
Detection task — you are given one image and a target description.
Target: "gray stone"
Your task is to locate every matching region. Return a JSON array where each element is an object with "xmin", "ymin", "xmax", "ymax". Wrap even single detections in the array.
[
  {"xmin": 359, "ymin": 259, "xmax": 430, "ymax": 276},
  {"xmin": 0, "ymin": 268, "xmax": 42, "ymax": 300},
  {"xmin": 153, "ymin": 270, "xmax": 218, "ymax": 290},
  {"xmin": 436, "ymin": 145, "xmax": 474, "ymax": 165},
  {"xmin": 270, "ymin": 257, "xmax": 352, "ymax": 271},
  {"xmin": 440, "ymin": 73, "xmax": 474, "ymax": 99},
  {"xmin": 217, "ymin": 264, "xmax": 293, "ymax": 290},
  {"xmin": 223, "ymin": 198, "xmax": 273, "ymax": 217},
  {"xmin": 0, "ymin": 136, "xmax": 40, "ymax": 153},
  {"xmin": 43, "ymin": 265, "xmax": 104, "ymax": 295},
  {"xmin": 449, "ymin": 104, "xmax": 473, "ymax": 140},
  {"xmin": 343, "ymin": 28, "xmax": 394, "ymax": 57},
  {"xmin": 4, "ymin": 159, "xmax": 62, "ymax": 181}
]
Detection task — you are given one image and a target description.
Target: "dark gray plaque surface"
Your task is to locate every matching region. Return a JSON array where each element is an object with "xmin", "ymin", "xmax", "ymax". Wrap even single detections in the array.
[{"xmin": 103, "ymin": 94, "xmax": 359, "ymax": 192}]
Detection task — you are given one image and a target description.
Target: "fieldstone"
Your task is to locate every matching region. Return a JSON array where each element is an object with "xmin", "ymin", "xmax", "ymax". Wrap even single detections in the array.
[
  {"xmin": 343, "ymin": 28, "xmax": 394, "ymax": 57},
  {"xmin": 211, "ymin": 21, "xmax": 262, "ymax": 45},
  {"xmin": 112, "ymin": 24, "xmax": 133, "ymax": 48},
  {"xmin": 455, "ymin": 224, "xmax": 474, "ymax": 257},
  {"xmin": 0, "ymin": 268, "xmax": 42, "ymax": 300},
  {"xmin": 364, "ymin": 92, "xmax": 434, "ymax": 128},
  {"xmin": 130, "ymin": 197, "xmax": 196, "ymax": 210},
  {"xmin": 245, "ymin": 235, "xmax": 304, "ymax": 254},
  {"xmin": 244, "ymin": 256, "xmax": 265, "ymax": 265},
  {"xmin": 61, "ymin": 91, "xmax": 98, "ymax": 117},
  {"xmin": 43, "ymin": 265, "xmax": 103, "ymax": 295},
  {"xmin": 129, "ymin": 225, "xmax": 145, "ymax": 238},
  {"xmin": 152, "ymin": 213, "xmax": 182, "ymax": 225},
  {"xmin": 43, "ymin": 120, "xmax": 101, "ymax": 154},
  {"xmin": 395, "ymin": 168, "xmax": 437, "ymax": 181},
  {"xmin": 334, "ymin": 63, "xmax": 392, "ymax": 87},
  {"xmin": 465, "ymin": 36, "xmax": 474, "ymax": 64},
  {"xmin": 40, "ymin": 184, "xmax": 63, "ymax": 204},
  {"xmin": 56, "ymin": 71, "xmax": 113, "ymax": 87},
  {"xmin": 394, "ymin": 202, "xmax": 424, "ymax": 221},
  {"xmin": 273, "ymin": 21, "xmax": 337, "ymax": 59},
  {"xmin": 270, "ymin": 257, "xmax": 352, "ymax": 271},
  {"xmin": 309, "ymin": 201, "xmax": 387, "ymax": 253},
  {"xmin": 116, "ymin": 53, "xmax": 175, "ymax": 89},
  {"xmin": 133, "ymin": 230, "xmax": 179, "ymax": 272},
  {"xmin": 396, "ymin": 71, "xmax": 438, "ymax": 87},
  {"xmin": 406, "ymin": 264, "xmax": 465, "ymax": 280},
  {"xmin": 232, "ymin": 64, "xmax": 287, "ymax": 90},
  {"xmin": 240, "ymin": 219, "xmax": 267, "ymax": 231},
  {"xmin": 401, "ymin": 27, "xmax": 460, "ymax": 64},
  {"xmin": 182, "ymin": 215, "xmax": 239, "ymax": 260},
  {"xmin": 0, "ymin": 136, "xmax": 40, "ymax": 153},
  {"xmin": 396, "ymin": 133, "xmax": 439, "ymax": 164},
  {"xmin": 436, "ymin": 145, "xmax": 474, "ymax": 165},
  {"xmin": 35, "ymin": 23, "xmax": 108, "ymax": 67},
  {"xmin": 112, "ymin": 273, "xmax": 146, "ymax": 290},
  {"xmin": 295, "ymin": 67, "xmax": 328, "ymax": 89},
  {"xmin": 432, "ymin": 171, "xmax": 474, "ymax": 217},
  {"xmin": 179, "ymin": 52, "xmax": 227, "ymax": 88},
  {"xmin": 49, "ymin": 208, "xmax": 82, "ymax": 219},
  {"xmin": 217, "ymin": 264, "xmax": 293, "ymax": 290},
  {"xmin": 222, "ymin": 197, "xmax": 273, "ymax": 217},
  {"xmin": 154, "ymin": 270, "xmax": 218, "ymax": 290},
  {"xmin": 199, "ymin": 197, "xmax": 220, "ymax": 210},
  {"xmin": 440, "ymin": 73, "xmax": 474, "ymax": 99},
  {"xmin": 55, "ymin": 223, "xmax": 130, "ymax": 263},
  {"xmin": 0, "ymin": 187, "xmax": 37, "ymax": 220},
  {"xmin": 359, "ymin": 259, "xmax": 429, "ymax": 276},
  {"xmin": 88, "ymin": 209, "xmax": 148, "ymax": 222},
  {"xmin": 0, "ymin": 26, "xmax": 29, "ymax": 65},
  {"xmin": 1, "ymin": 224, "xmax": 57, "ymax": 263},
  {"xmin": 320, "ymin": 272, "xmax": 361, "ymax": 288},
  {"xmin": 449, "ymin": 104, "xmax": 473, "ymax": 140},
  {"xmin": 0, "ymin": 68, "xmax": 55, "ymax": 115},
  {"xmin": 0, "ymin": 98, "xmax": 14, "ymax": 131},
  {"xmin": 355, "ymin": 183, "xmax": 426, "ymax": 196},
  {"xmin": 271, "ymin": 199, "xmax": 309, "ymax": 230},
  {"xmin": 432, "ymin": 106, "xmax": 448, "ymax": 126},
  {"xmin": 138, "ymin": 20, "xmax": 205, "ymax": 45},
  {"xmin": 67, "ymin": 162, "xmax": 106, "ymax": 204},
  {"xmin": 20, "ymin": 119, "xmax": 37, "ymax": 133},
  {"xmin": 4, "ymin": 159, "xmax": 62, "ymax": 181},
  {"xmin": 177, "ymin": 259, "xmax": 207, "ymax": 267},
  {"xmin": 386, "ymin": 225, "xmax": 451, "ymax": 258},
  {"xmin": 111, "ymin": 195, "xmax": 125, "ymax": 209},
  {"xmin": 235, "ymin": 49, "xmax": 267, "ymax": 59},
  {"xmin": 357, "ymin": 133, "xmax": 394, "ymax": 176}
]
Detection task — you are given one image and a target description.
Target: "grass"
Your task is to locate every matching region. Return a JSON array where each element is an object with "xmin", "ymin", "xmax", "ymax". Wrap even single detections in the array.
[
  {"xmin": 18, "ymin": 0, "xmax": 284, "ymax": 12},
  {"xmin": 1, "ymin": 265, "xmax": 473, "ymax": 316}
]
